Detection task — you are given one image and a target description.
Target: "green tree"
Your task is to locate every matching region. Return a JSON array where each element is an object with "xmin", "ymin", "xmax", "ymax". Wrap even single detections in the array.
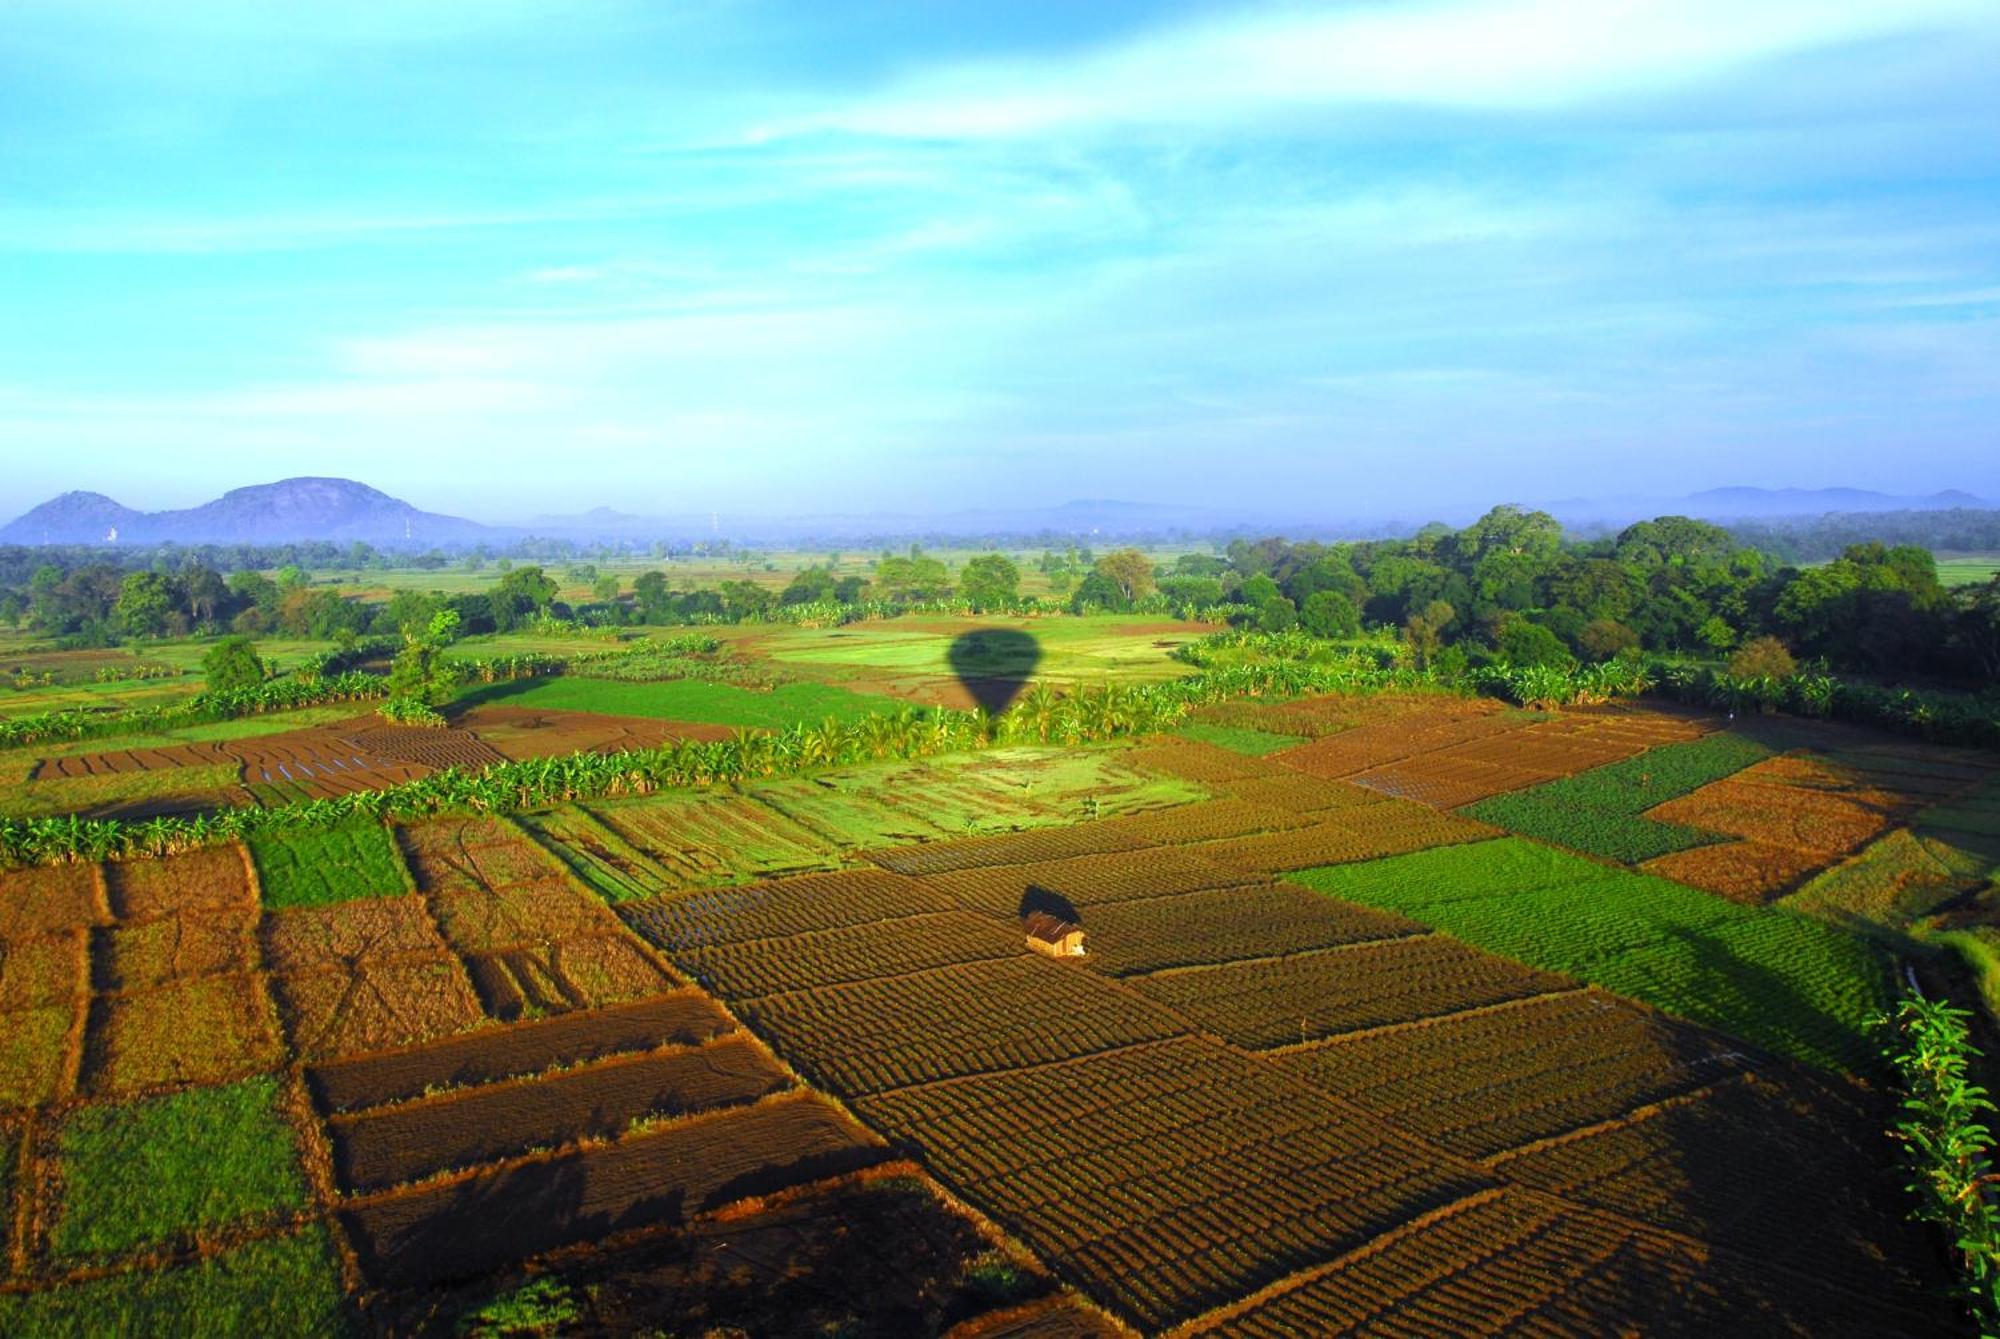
[
  {"xmin": 114, "ymin": 571, "xmax": 175, "ymax": 637},
  {"xmin": 1094, "ymin": 549, "xmax": 1156, "ymax": 603},
  {"xmin": 591, "ymin": 574, "xmax": 622, "ymax": 603},
  {"xmin": 1729, "ymin": 635, "xmax": 1797, "ymax": 680},
  {"xmin": 201, "ymin": 635, "xmax": 266, "ymax": 694},
  {"xmin": 1495, "ymin": 616, "xmax": 1573, "ymax": 669},
  {"xmin": 1300, "ymin": 590, "xmax": 1360, "ymax": 639},
  {"xmin": 1577, "ymin": 618, "xmax": 1640, "ymax": 662},
  {"xmin": 1256, "ymin": 596, "xmax": 1298, "ymax": 633},
  {"xmin": 959, "ymin": 554, "xmax": 1021, "ymax": 610},
  {"xmin": 387, "ymin": 610, "xmax": 461, "ymax": 707}
]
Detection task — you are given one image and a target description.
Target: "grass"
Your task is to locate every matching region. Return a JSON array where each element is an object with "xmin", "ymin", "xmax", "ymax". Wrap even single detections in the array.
[
  {"xmin": 49, "ymin": 1077, "xmax": 309, "ymax": 1260},
  {"xmin": 1463, "ymin": 732, "xmax": 1773, "ymax": 863},
  {"xmin": 0, "ymin": 764, "xmax": 240, "ymax": 820},
  {"xmin": 0, "ymin": 1228, "xmax": 350, "ymax": 1338},
  {"xmin": 247, "ymin": 820, "xmax": 412, "ymax": 909},
  {"xmin": 1173, "ymin": 722, "xmax": 1306, "ymax": 756},
  {"xmin": 1287, "ymin": 837, "xmax": 1892, "ymax": 1074},
  {"xmin": 1936, "ymin": 553, "xmax": 2000, "ymax": 588},
  {"xmin": 455, "ymin": 675, "xmax": 902, "ymax": 729},
  {"xmin": 751, "ymin": 614, "xmax": 1210, "ymax": 686}
]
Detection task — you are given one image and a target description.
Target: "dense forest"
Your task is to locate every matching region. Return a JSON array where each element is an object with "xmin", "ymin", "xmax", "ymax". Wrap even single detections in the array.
[{"xmin": 1, "ymin": 507, "xmax": 1994, "ymax": 685}]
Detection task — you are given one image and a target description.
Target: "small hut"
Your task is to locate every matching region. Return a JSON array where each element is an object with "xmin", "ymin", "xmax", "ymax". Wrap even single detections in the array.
[{"xmin": 1024, "ymin": 910, "xmax": 1086, "ymax": 958}]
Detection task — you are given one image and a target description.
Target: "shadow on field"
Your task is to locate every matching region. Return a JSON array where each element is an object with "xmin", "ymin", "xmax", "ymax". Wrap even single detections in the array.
[
  {"xmin": 947, "ymin": 629, "xmax": 1041, "ymax": 716},
  {"xmin": 1018, "ymin": 884, "xmax": 1080, "ymax": 924}
]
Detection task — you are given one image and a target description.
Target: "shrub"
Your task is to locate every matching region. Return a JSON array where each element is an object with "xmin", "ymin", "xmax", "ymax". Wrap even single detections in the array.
[
  {"xmin": 1729, "ymin": 635, "xmax": 1798, "ymax": 680},
  {"xmin": 200, "ymin": 636, "xmax": 266, "ymax": 695}
]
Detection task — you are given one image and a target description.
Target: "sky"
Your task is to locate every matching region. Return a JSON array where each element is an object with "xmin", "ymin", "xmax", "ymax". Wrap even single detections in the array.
[{"xmin": 2, "ymin": 0, "xmax": 1998, "ymax": 524}]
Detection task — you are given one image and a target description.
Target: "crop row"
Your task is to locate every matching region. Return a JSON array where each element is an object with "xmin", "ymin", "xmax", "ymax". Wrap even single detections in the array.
[
  {"xmin": 740, "ymin": 954, "xmax": 1188, "ymax": 1096},
  {"xmin": 1273, "ymin": 989, "xmax": 1751, "ymax": 1159},
  {"xmin": 1130, "ymin": 936, "xmax": 1570, "ymax": 1049},
  {"xmin": 677, "ymin": 911, "xmax": 1023, "ymax": 1000},
  {"xmin": 916, "ymin": 846, "xmax": 1252, "ymax": 917},
  {"xmin": 1081, "ymin": 884, "xmax": 1425, "ymax": 977},
  {"xmin": 857, "ymin": 1035, "xmax": 1488, "ymax": 1332},
  {"xmin": 621, "ymin": 867, "xmax": 952, "ymax": 951},
  {"xmin": 1193, "ymin": 804, "xmax": 1496, "ymax": 875}
]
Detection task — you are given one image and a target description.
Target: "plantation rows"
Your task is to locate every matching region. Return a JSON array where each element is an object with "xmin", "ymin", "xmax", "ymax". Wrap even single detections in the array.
[
  {"xmin": 1272, "ymin": 989, "xmax": 1753, "ymax": 1159},
  {"xmin": 1132, "ymin": 937, "xmax": 1572, "ymax": 1049},
  {"xmin": 741, "ymin": 955, "xmax": 1189, "ymax": 1096},
  {"xmin": 858, "ymin": 1036, "xmax": 1490, "ymax": 1333}
]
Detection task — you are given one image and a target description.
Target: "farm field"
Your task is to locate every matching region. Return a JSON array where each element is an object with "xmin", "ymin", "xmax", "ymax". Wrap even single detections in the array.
[{"xmin": 1, "ymin": 669, "xmax": 1995, "ymax": 1331}]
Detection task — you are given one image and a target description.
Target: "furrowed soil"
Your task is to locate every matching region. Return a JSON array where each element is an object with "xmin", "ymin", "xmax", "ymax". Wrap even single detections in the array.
[
  {"xmin": 328, "ymin": 1034, "xmax": 789, "ymax": 1192},
  {"xmin": 308, "ymin": 991, "xmax": 735, "ymax": 1113},
  {"xmin": 340, "ymin": 1093, "xmax": 885, "ymax": 1287}
]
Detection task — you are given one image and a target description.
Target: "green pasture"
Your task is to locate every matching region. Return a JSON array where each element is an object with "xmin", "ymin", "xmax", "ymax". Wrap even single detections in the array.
[
  {"xmin": 1289, "ymin": 837, "xmax": 1892, "ymax": 1074},
  {"xmin": 248, "ymin": 820, "xmax": 413, "ymax": 909},
  {"xmin": 747, "ymin": 614, "xmax": 1208, "ymax": 686},
  {"xmin": 0, "ymin": 1229, "xmax": 350, "ymax": 1338},
  {"xmin": 1936, "ymin": 553, "xmax": 2000, "ymax": 588},
  {"xmin": 48, "ymin": 1077, "xmax": 308, "ymax": 1261},
  {"xmin": 1173, "ymin": 722, "xmax": 1307, "ymax": 756},
  {"xmin": 1464, "ymin": 733, "xmax": 1772, "ymax": 863},
  {"xmin": 0, "ymin": 763, "xmax": 240, "ymax": 821},
  {"xmin": 452, "ymin": 675, "xmax": 903, "ymax": 729}
]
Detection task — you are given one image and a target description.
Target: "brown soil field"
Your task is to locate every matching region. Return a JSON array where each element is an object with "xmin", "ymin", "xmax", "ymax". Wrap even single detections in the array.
[
  {"xmin": 83, "ymin": 971, "xmax": 283, "ymax": 1096},
  {"xmin": 339, "ymin": 1092, "xmax": 885, "ymax": 1287},
  {"xmin": 261, "ymin": 893, "xmax": 458, "ymax": 974},
  {"xmin": 1129, "ymin": 937, "xmax": 1572, "ymax": 1049},
  {"xmin": 686, "ymin": 911, "xmax": 1024, "ymax": 1001},
  {"xmin": 328, "ymin": 1034, "xmax": 790, "ymax": 1193},
  {"xmin": 744, "ymin": 955, "xmax": 1188, "ymax": 1097},
  {"xmin": 1210, "ymin": 772, "xmax": 1382, "ymax": 814},
  {"xmin": 31, "ymin": 739, "xmax": 234, "ymax": 781},
  {"xmin": 103, "ymin": 843, "xmax": 255, "ymax": 920},
  {"xmin": 1643, "ymin": 839, "xmax": 1830, "ymax": 904},
  {"xmin": 622, "ymin": 868, "xmax": 956, "ymax": 951},
  {"xmin": 1124, "ymin": 739, "xmax": 1287, "ymax": 785},
  {"xmin": 0, "ymin": 865, "xmax": 107, "ymax": 937},
  {"xmin": 453, "ymin": 703, "xmax": 734, "ymax": 761},
  {"xmin": 1192, "ymin": 1185, "xmax": 1929, "ymax": 1339},
  {"xmin": 1270, "ymin": 990, "xmax": 1753, "ymax": 1160},
  {"xmin": 461, "ymin": 932, "xmax": 674, "ymax": 1021},
  {"xmin": 858, "ymin": 1035, "xmax": 1491, "ymax": 1333},
  {"xmin": 307, "ymin": 991, "xmax": 735, "ymax": 1113},
  {"xmin": 0, "ymin": 1001, "xmax": 78, "ymax": 1108},
  {"xmin": 428, "ymin": 878, "xmax": 618, "ymax": 953},
  {"xmin": 1080, "ymin": 884, "xmax": 1426, "ymax": 977},
  {"xmin": 1198, "ymin": 691, "xmax": 1493, "ymax": 741},
  {"xmin": 1494, "ymin": 1071, "xmax": 1935, "ymax": 1292},
  {"xmin": 0, "ymin": 930, "xmax": 87, "ymax": 1011},
  {"xmin": 337, "ymin": 725, "xmax": 506, "ymax": 771},
  {"xmin": 96, "ymin": 916, "xmax": 259, "ymax": 991},
  {"xmin": 273, "ymin": 956, "xmax": 490, "ymax": 1063},
  {"xmin": 919, "ymin": 846, "xmax": 1255, "ymax": 917},
  {"xmin": 1277, "ymin": 712, "xmax": 1531, "ymax": 780},
  {"xmin": 956, "ymin": 1297, "xmax": 1127, "ymax": 1339},
  {"xmin": 396, "ymin": 817, "xmax": 570, "ymax": 897}
]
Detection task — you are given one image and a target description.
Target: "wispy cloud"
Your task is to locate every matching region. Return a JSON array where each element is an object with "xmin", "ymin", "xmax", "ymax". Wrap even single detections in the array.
[{"xmin": 774, "ymin": 0, "xmax": 1993, "ymax": 139}]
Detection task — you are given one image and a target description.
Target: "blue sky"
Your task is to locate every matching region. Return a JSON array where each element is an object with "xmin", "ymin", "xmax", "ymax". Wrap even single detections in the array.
[{"xmin": 3, "ymin": 0, "xmax": 1997, "ymax": 523}]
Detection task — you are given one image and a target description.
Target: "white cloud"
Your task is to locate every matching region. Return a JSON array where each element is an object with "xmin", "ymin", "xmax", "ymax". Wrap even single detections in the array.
[{"xmin": 777, "ymin": 0, "xmax": 1993, "ymax": 139}]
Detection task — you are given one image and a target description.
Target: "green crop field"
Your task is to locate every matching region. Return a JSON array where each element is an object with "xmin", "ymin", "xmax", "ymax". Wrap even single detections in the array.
[
  {"xmin": 248, "ymin": 820, "xmax": 413, "ymax": 909},
  {"xmin": 1464, "ymin": 733, "xmax": 1772, "ymax": 863},
  {"xmin": 1173, "ymin": 722, "xmax": 1307, "ymax": 756},
  {"xmin": 1288, "ymin": 837, "xmax": 1892, "ymax": 1073},
  {"xmin": 1935, "ymin": 553, "xmax": 2000, "ymax": 588},
  {"xmin": 455, "ymin": 675, "xmax": 905, "ymax": 728},
  {"xmin": 47, "ymin": 1077, "xmax": 310, "ymax": 1260},
  {"xmin": 746, "ymin": 614, "xmax": 1211, "ymax": 687},
  {"xmin": 0, "ymin": 1229, "xmax": 350, "ymax": 1337}
]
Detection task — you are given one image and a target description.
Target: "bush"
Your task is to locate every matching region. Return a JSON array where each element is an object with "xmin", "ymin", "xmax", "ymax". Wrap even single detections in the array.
[
  {"xmin": 200, "ymin": 636, "xmax": 265, "ymax": 695},
  {"xmin": 1729, "ymin": 635, "xmax": 1797, "ymax": 680},
  {"xmin": 1299, "ymin": 590, "xmax": 1359, "ymax": 639}
]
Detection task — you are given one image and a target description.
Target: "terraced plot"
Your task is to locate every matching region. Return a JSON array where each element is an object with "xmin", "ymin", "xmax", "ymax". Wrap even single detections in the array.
[
  {"xmin": 1130, "ymin": 936, "xmax": 1571, "ymax": 1049},
  {"xmin": 741, "ymin": 955, "xmax": 1189, "ymax": 1095},
  {"xmin": 860, "ymin": 1037, "xmax": 1491, "ymax": 1333}
]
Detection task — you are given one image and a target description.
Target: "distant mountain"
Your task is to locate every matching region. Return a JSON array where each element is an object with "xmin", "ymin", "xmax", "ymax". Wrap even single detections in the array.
[
  {"xmin": 1, "ymin": 491, "xmax": 147, "ymax": 545},
  {"xmin": 0, "ymin": 478, "xmax": 492, "ymax": 548},
  {"xmin": 1682, "ymin": 486, "xmax": 1989, "ymax": 518}
]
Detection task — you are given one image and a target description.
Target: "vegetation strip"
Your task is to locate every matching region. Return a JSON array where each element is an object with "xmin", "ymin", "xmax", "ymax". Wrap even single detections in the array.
[{"xmin": 1286, "ymin": 837, "xmax": 1892, "ymax": 1073}]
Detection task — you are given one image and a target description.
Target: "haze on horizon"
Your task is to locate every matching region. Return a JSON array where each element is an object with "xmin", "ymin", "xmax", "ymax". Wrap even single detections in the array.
[{"xmin": 3, "ymin": 0, "xmax": 1997, "ymax": 525}]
